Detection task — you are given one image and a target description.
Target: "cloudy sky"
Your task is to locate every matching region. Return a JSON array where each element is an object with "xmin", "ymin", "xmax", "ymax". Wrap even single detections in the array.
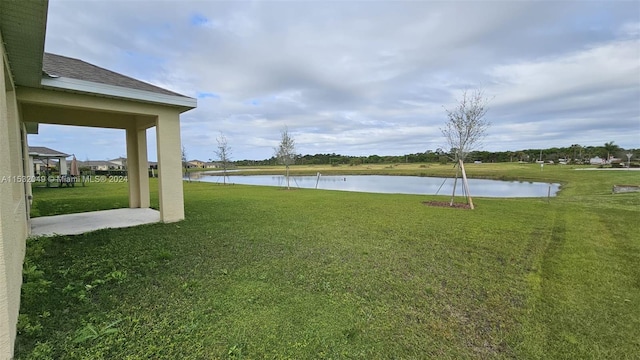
[{"xmin": 34, "ymin": 0, "xmax": 639, "ymax": 161}]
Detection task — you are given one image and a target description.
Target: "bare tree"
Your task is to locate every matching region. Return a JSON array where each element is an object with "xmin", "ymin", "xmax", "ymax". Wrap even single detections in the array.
[
  {"xmin": 442, "ymin": 88, "xmax": 491, "ymax": 209},
  {"xmin": 274, "ymin": 126, "xmax": 296, "ymax": 189},
  {"xmin": 213, "ymin": 132, "xmax": 232, "ymax": 184}
]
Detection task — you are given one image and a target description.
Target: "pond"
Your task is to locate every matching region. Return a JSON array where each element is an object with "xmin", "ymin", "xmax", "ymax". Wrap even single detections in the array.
[{"xmin": 188, "ymin": 173, "xmax": 560, "ymax": 198}]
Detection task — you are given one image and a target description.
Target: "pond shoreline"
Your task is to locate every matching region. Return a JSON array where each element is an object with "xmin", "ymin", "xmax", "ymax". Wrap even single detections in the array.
[
  {"xmin": 187, "ymin": 173, "xmax": 561, "ymax": 198},
  {"xmin": 192, "ymin": 168, "xmax": 553, "ymax": 183}
]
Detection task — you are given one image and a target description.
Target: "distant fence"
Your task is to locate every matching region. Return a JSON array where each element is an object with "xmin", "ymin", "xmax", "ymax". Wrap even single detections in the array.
[
  {"xmin": 93, "ymin": 170, "xmax": 127, "ymax": 176},
  {"xmin": 87, "ymin": 170, "xmax": 158, "ymax": 177}
]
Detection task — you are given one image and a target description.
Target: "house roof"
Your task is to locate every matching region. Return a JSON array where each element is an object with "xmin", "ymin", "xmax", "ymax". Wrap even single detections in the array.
[
  {"xmin": 78, "ymin": 160, "xmax": 120, "ymax": 167},
  {"xmin": 39, "ymin": 53, "xmax": 197, "ymax": 110},
  {"xmin": 43, "ymin": 53, "xmax": 185, "ymax": 98},
  {"xmin": 28, "ymin": 146, "xmax": 70, "ymax": 158}
]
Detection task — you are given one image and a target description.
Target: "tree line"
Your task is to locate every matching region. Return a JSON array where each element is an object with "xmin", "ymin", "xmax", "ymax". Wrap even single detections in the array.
[{"xmin": 233, "ymin": 143, "xmax": 638, "ymax": 166}]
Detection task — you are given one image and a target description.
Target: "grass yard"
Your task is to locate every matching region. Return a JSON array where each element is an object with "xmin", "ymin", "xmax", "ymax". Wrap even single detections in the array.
[{"xmin": 16, "ymin": 164, "xmax": 640, "ymax": 359}]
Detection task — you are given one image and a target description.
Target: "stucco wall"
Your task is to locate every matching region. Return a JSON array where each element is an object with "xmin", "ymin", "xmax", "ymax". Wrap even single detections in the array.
[
  {"xmin": 156, "ymin": 111, "xmax": 185, "ymax": 222},
  {"xmin": 0, "ymin": 32, "xmax": 29, "ymax": 358}
]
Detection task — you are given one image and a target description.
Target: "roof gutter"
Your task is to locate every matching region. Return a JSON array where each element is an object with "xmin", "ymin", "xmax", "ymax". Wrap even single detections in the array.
[{"xmin": 41, "ymin": 76, "xmax": 197, "ymax": 111}]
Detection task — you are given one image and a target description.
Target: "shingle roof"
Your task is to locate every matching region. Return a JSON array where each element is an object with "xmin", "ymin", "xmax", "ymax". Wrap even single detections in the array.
[
  {"xmin": 28, "ymin": 146, "xmax": 70, "ymax": 157},
  {"xmin": 78, "ymin": 160, "xmax": 120, "ymax": 167},
  {"xmin": 42, "ymin": 53, "xmax": 188, "ymax": 98}
]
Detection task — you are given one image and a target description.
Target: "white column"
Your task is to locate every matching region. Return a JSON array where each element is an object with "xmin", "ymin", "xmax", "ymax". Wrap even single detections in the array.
[
  {"xmin": 58, "ymin": 156, "xmax": 67, "ymax": 175},
  {"xmin": 126, "ymin": 124, "xmax": 150, "ymax": 209},
  {"xmin": 126, "ymin": 127, "xmax": 140, "ymax": 207},
  {"xmin": 137, "ymin": 127, "xmax": 150, "ymax": 208},
  {"xmin": 156, "ymin": 112, "xmax": 184, "ymax": 222}
]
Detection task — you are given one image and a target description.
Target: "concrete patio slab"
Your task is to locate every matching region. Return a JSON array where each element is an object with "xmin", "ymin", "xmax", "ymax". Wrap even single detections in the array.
[{"xmin": 30, "ymin": 208, "xmax": 161, "ymax": 237}]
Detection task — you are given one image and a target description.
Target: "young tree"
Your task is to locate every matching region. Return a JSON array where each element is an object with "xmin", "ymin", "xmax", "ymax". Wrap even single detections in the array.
[
  {"xmin": 213, "ymin": 132, "xmax": 232, "ymax": 184},
  {"xmin": 442, "ymin": 88, "xmax": 491, "ymax": 209},
  {"xmin": 274, "ymin": 126, "xmax": 296, "ymax": 189},
  {"xmin": 181, "ymin": 146, "xmax": 190, "ymax": 182}
]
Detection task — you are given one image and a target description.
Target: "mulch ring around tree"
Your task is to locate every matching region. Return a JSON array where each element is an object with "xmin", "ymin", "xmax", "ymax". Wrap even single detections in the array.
[{"xmin": 422, "ymin": 201, "xmax": 472, "ymax": 209}]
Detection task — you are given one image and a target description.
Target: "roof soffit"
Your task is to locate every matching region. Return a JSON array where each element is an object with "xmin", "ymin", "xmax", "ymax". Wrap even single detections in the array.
[{"xmin": 0, "ymin": 0, "xmax": 48, "ymax": 87}]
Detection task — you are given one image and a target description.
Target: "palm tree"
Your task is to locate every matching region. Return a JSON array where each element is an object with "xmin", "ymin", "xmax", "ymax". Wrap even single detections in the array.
[
  {"xmin": 570, "ymin": 144, "xmax": 582, "ymax": 162},
  {"xmin": 603, "ymin": 141, "xmax": 620, "ymax": 162}
]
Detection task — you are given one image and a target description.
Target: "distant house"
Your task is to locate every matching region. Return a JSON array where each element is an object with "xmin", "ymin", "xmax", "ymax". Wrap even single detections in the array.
[
  {"xmin": 78, "ymin": 160, "xmax": 121, "ymax": 171},
  {"xmin": 186, "ymin": 159, "xmax": 206, "ymax": 168},
  {"xmin": 28, "ymin": 146, "xmax": 70, "ymax": 175},
  {"xmin": 590, "ymin": 156, "xmax": 604, "ymax": 165},
  {"xmin": 82, "ymin": 157, "xmax": 156, "ymax": 170},
  {"xmin": 32, "ymin": 159, "xmax": 48, "ymax": 174},
  {"xmin": 109, "ymin": 157, "xmax": 127, "ymax": 169},
  {"xmin": 205, "ymin": 161, "xmax": 220, "ymax": 168}
]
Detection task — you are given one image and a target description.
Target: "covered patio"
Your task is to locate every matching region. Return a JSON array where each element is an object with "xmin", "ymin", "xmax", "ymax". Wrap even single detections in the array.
[
  {"xmin": 28, "ymin": 146, "xmax": 70, "ymax": 177},
  {"xmin": 19, "ymin": 53, "xmax": 197, "ymax": 224}
]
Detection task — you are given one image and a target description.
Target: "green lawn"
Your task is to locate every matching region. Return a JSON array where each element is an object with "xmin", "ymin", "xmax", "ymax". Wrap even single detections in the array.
[{"xmin": 16, "ymin": 164, "xmax": 640, "ymax": 359}]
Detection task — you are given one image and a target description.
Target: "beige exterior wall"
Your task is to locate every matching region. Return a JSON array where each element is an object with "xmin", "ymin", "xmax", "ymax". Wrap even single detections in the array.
[{"xmin": 0, "ymin": 33, "xmax": 29, "ymax": 359}]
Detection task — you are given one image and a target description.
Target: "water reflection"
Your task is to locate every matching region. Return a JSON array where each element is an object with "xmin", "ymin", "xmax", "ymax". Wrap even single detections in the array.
[{"xmin": 189, "ymin": 173, "xmax": 560, "ymax": 198}]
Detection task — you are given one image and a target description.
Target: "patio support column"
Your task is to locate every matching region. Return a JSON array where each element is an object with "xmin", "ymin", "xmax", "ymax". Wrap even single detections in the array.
[
  {"xmin": 58, "ymin": 156, "xmax": 67, "ymax": 175},
  {"xmin": 156, "ymin": 111, "xmax": 184, "ymax": 222},
  {"xmin": 28, "ymin": 156, "xmax": 34, "ymax": 178},
  {"xmin": 126, "ymin": 124, "xmax": 150, "ymax": 208},
  {"xmin": 136, "ymin": 127, "xmax": 150, "ymax": 208}
]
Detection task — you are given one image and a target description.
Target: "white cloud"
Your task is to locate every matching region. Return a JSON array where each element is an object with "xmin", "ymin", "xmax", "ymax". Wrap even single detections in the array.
[
  {"xmin": 36, "ymin": 0, "xmax": 640, "ymax": 161},
  {"xmin": 489, "ymin": 38, "xmax": 639, "ymax": 107}
]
